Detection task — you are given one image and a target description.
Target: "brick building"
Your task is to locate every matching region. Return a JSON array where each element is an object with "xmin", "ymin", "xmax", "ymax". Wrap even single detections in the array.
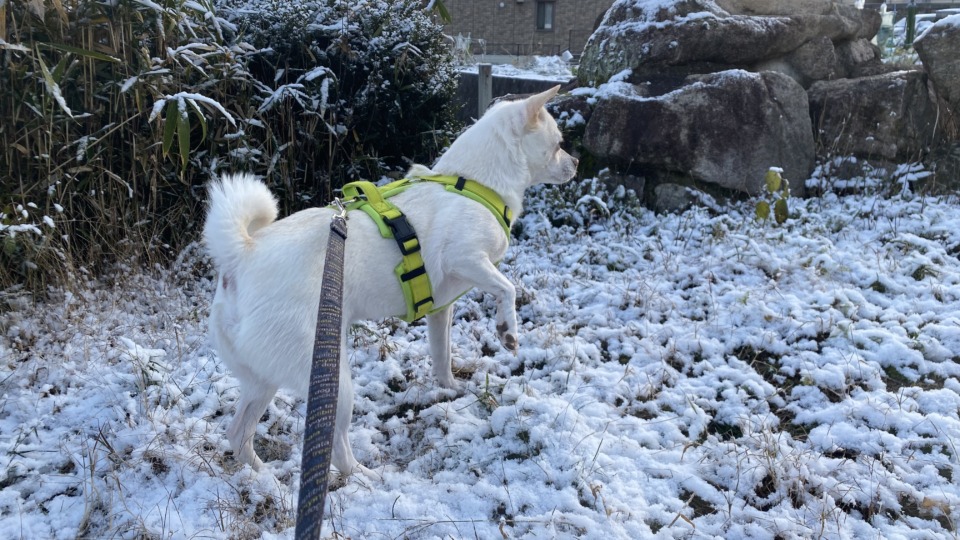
[{"xmin": 441, "ymin": 0, "xmax": 615, "ymax": 57}]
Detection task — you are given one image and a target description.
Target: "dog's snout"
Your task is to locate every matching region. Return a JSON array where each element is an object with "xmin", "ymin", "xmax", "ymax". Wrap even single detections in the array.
[{"xmin": 572, "ymin": 156, "xmax": 580, "ymax": 169}]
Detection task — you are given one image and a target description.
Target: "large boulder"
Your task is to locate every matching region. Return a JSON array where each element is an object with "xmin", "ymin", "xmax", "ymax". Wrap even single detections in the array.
[
  {"xmin": 808, "ymin": 71, "xmax": 943, "ymax": 161},
  {"xmin": 834, "ymin": 38, "xmax": 885, "ymax": 78},
  {"xmin": 784, "ymin": 36, "xmax": 838, "ymax": 82},
  {"xmin": 582, "ymin": 70, "xmax": 814, "ymax": 195},
  {"xmin": 579, "ymin": 0, "xmax": 883, "ymax": 86},
  {"xmin": 914, "ymin": 15, "xmax": 960, "ymax": 119}
]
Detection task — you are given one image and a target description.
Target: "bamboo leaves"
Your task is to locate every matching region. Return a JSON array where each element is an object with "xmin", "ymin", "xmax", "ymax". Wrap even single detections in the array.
[
  {"xmin": 3, "ymin": 0, "xmax": 458, "ymax": 294},
  {"xmin": 151, "ymin": 93, "xmax": 235, "ymax": 169},
  {"xmin": 29, "ymin": 41, "xmax": 120, "ymax": 120},
  {"xmin": 35, "ymin": 50, "xmax": 74, "ymax": 118},
  {"xmin": 41, "ymin": 42, "xmax": 121, "ymax": 63}
]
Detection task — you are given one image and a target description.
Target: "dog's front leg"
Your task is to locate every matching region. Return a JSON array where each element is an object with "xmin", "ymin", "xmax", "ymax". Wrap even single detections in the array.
[
  {"xmin": 456, "ymin": 258, "xmax": 518, "ymax": 353},
  {"xmin": 426, "ymin": 305, "xmax": 457, "ymax": 388}
]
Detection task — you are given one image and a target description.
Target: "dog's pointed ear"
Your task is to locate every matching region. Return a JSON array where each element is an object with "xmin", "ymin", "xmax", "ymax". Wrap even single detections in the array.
[{"xmin": 524, "ymin": 85, "xmax": 560, "ymax": 128}]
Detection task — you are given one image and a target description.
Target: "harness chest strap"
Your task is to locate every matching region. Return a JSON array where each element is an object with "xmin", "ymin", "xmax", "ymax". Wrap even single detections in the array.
[{"xmin": 339, "ymin": 176, "xmax": 512, "ymax": 322}]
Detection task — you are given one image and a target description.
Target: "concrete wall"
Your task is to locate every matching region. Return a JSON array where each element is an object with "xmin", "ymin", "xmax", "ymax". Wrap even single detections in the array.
[
  {"xmin": 454, "ymin": 71, "xmax": 572, "ymax": 123},
  {"xmin": 442, "ymin": 0, "xmax": 613, "ymax": 57}
]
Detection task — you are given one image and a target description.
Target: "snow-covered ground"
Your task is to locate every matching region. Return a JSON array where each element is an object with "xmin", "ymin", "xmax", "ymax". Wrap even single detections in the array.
[{"xmin": 3, "ymin": 170, "xmax": 960, "ymax": 539}]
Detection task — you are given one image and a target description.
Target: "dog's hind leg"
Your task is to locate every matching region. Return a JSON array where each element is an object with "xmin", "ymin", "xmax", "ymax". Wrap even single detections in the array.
[
  {"xmin": 455, "ymin": 258, "xmax": 518, "ymax": 353},
  {"xmin": 331, "ymin": 325, "xmax": 379, "ymax": 480},
  {"xmin": 226, "ymin": 379, "xmax": 277, "ymax": 471},
  {"xmin": 427, "ymin": 305, "xmax": 457, "ymax": 389}
]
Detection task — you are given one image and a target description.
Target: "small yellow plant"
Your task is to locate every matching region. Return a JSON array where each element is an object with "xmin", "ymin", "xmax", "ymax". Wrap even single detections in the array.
[{"xmin": 755, "ymin": 168, "xmax": 790, "ymax": 224}]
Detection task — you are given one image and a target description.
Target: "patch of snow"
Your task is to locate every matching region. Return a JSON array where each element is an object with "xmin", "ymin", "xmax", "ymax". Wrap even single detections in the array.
[
  {"xmin": 4, "ymin": 173, "xmax": 960, "ymax": 538},
  {"xmin": 918, "ymin": 13, "xmax": 960, "ymax": 41}
]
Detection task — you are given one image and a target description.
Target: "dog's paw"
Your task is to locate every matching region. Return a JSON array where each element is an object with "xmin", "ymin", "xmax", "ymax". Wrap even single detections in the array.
[
  {"xmin": 436, "ymin": 373, "xmax": 459, "ymax": 391},
  {"xmin": 229, "ymin": 448, "xmax": 265, "ymax": 472},
  {"xmin": 333, "ymin": 461, "xmax": 382, "ymax": 482},
  {"xmin": 496, "ymin": 322, "xmax": 518, "ymax": 355},
  {"xmin": 355, "ymin": 463, "xmax": 382, "ymax": 482},
  {"xmin": 504, "ymin": 333, "xmax": 518, "ymax": 354}
]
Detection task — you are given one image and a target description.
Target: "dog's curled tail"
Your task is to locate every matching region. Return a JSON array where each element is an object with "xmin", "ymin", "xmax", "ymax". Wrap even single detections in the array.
[{"xmin": 203, "ymin": 173, "xmax": 278, "ymax": 270}]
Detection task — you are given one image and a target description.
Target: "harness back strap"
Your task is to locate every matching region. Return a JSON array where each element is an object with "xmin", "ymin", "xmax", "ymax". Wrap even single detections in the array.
[{"xmin": 422, "ymin": 175, "xmax": 513, "ymax": 237}]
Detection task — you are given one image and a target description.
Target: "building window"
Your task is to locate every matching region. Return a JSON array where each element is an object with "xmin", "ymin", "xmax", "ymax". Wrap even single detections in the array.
[{"xmin": 536, "ymin": 1, "xmax": 555, "ymax": 31}]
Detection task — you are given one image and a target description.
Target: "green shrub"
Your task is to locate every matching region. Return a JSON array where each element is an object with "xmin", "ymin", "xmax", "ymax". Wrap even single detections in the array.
[
  {"xmin": 221, "ymin": 0, "xmax": 459, "ymax": 198},
  {"xmin": 0, "ymin": 0, "xmax": 459, "ymax": 294}
]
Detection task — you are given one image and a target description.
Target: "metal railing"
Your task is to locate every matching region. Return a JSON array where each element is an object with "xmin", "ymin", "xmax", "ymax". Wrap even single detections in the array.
[{"xmin": 864, "ymin": 0, "xmax": 960, "ymax": 8}]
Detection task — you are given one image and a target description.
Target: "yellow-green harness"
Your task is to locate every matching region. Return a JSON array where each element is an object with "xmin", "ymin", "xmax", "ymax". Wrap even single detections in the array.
[{"xmin": 338, "ymin": 175, "xmax": 513, "ymax": 322}]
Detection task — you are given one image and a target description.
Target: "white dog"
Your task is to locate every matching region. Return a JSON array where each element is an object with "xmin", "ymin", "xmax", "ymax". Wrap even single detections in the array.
[{"xmin": 203, "ymin": 85, "xmax": 578, "ymax": 477}]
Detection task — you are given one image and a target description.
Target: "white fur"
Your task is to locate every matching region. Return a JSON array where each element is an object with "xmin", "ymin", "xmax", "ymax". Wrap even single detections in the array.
[{"xmin": 203, "ymin": 86, "xmax": 578, "ymax": 477}]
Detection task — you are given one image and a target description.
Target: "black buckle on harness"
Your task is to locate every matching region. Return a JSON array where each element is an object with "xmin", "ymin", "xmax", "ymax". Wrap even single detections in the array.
[{"xmin": 383, "ymin": 214, "xmax": 420, "ymax": 255}]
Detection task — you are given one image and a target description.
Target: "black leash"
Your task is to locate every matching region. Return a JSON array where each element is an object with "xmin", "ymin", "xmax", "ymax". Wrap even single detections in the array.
[{"xmin": 296, "ymin": 203, "xmax": 348, "ymax": 539}]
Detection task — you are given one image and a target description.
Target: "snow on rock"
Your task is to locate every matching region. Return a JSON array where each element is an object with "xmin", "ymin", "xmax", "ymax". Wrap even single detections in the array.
[
  {"xmin": 2, "ymin": 179, "xmax": 960, "ymax": 538},
  {"xmin": 914, "ymin": 12, "xmax": 960, "ymax": 118}
]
